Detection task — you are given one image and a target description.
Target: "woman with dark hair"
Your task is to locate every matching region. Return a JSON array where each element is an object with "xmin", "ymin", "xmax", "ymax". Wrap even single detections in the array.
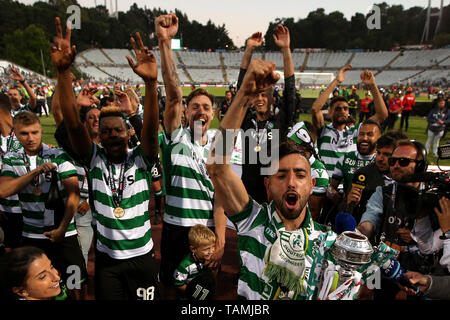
[{"xmin": 0, "ymin": 246, "xmax": 62, "ymax": 300}]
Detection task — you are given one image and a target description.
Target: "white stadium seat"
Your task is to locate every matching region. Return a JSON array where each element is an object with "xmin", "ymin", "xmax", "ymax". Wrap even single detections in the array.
[{"xmin": 73, "ymin": 48, "xmax": 450, "ymax": 86}]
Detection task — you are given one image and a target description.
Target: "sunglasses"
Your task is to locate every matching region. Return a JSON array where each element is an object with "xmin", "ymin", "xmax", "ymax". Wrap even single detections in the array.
[{"xmin": 388, "ymin": 157, "xmax": 418, "ymax": 167}]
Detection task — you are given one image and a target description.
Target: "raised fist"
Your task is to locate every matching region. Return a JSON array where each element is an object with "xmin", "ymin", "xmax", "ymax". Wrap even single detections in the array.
[
  {"xmin": 240, "ymin": 59, "xmax": 280, "ymax": 96},
  {"xmin": 155, "ymin": 13, "xmax": 179, "ymax": 41},
  {"xmin": 360, "ymin": 69, "xmax": 377, "ymax": 88}
]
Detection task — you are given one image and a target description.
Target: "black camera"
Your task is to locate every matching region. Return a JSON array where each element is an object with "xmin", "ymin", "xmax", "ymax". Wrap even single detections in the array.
[{"xmin": 400, "ymin": 171, "xmax": 450, "ymax": 219}]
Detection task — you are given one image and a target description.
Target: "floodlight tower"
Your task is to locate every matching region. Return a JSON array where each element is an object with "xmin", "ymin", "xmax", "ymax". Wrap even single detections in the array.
[
  {"xmin": 434, "ymin": 0, "xmax": 444, "ymax": 34},
  {"xmin": 421, "ymin": 0, "xmax": 444, "ymax": 43}
]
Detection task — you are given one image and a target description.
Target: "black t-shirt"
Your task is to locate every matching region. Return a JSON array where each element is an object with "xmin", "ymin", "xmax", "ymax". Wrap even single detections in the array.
[
  {"xmin": 219, "ymin": 98, "xmax": 232, "ymax": 117},
  {"xmin": 237, "ymin": 69, "xmax": 296, "ymax": 203}
]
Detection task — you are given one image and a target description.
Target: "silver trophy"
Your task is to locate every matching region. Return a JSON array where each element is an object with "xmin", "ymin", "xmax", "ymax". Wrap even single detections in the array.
[{"xmin": 330, "ymin": 231, "xmax": 374, "ymax": 287}]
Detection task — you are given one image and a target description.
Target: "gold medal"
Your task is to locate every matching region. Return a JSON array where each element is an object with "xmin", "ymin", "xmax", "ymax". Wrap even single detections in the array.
[
  {"xmin": 254, "ymin": 145, "xmax": 261, "ymax": 152},
  {"xmin": 33, "ymin": 186, "xmax": 42, "ymax": 196},
  {"xmin": 113, "ymin": 207, "xmax": 125, "ymax": 218}
]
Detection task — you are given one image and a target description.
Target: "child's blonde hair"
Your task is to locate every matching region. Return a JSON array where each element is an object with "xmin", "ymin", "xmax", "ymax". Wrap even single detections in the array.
[{"xmin": 188, "ymin": 224, "xmax": 216, "ymax": 248}]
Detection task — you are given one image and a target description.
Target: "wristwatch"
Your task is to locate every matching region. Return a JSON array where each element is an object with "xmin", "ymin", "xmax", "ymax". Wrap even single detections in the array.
[{"xmin": 439, "ymin": 230, "xmax": 450, "ymax": 240}]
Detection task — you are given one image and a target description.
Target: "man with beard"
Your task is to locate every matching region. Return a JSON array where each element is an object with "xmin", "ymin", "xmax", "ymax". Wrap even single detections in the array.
[
  {"xmin": 328, "ymin": 119, "xmax": 382, "ymax": 201},
  {"xmin": 154, "ymin": 13, "xmax": 226, "ymax": 298},
  {"xmin": 207, "ymin": 59, "xmax": 392, "ymax": 300},
  {"xmin": 287, "ymin": 121, "xmax": 329, "ymax": 221},
  {"xmin": 311, "ymin": 65, "xmax": 387, "ymax": 180},
  {"xmin": 345, "ymin": 131, "xmax": 407, "ymax": 224},
  {"xmin": 357, "ymin": 140, "xmax": 435, "ymax": 299},
  {"xmin": 311, "ymin": 66, "xmax": 387, "ymax": 224}
]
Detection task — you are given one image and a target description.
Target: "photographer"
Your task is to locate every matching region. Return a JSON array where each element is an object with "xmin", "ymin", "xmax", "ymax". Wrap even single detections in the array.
[
  {"xmin": 411, "ymin": 196, "xmax": 450, "ymax": 273},
  {"xmin": 357, "ymin": 140, "xmax": 435, "ymax": 299}
]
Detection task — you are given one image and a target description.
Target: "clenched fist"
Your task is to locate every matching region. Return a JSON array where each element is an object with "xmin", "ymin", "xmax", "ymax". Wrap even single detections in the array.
[{"xmin": 155, "ymin": 13, "xmax": 178, "ymax": 41}]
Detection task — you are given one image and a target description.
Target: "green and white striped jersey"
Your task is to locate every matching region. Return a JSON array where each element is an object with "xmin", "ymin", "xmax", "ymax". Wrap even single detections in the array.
[
  {"xmin": 228, "ymin": 198, "xmax": 337, "ymax": 300},
  {"xmin": 287, "ymin": 121, "xmax": 329, "ymax": 195},
  {"xmin": 160, "ymin": 127, "xmax": 216, "ymax": 227},
  {"xmin": 0, "ymin": 134, "xmax": 22, "ymax": 215},
  {"xmin": 309, "ymin": 155, "xmax": 329, "ymax": 196},
  {"xmin": 173, "ymin": 252, "xmax": 206, "ymax": 287},
  {"xmin": 84, "ymin": 143, "xmax": 155, "ymax": 260},
  {"xmin": 0, "ymin": 144, "xmax": 78, "ymax": 239},
  {"xmin": 332, "ymin": 151, "xmax": 375, "ymax": 194},
  {"xmin": 1, "ymin": 133, "xmax": 23, "ymax": 156},
  {"xmin": 10, "ymin": 104, "xmax": 31, "ymax": 118},
  {"xmin": 317, "ymin": 123, "xmax": 361, "ymax": 177}
]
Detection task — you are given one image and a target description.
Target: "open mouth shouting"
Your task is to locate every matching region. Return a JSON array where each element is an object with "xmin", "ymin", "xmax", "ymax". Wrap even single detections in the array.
[
  {"xmin": 193, "ymin": 118, "xmax": 207, "ymax": 131},
  {"xmin": 284, "ymin": 191, "xmax": 299, "ymax": 210}
]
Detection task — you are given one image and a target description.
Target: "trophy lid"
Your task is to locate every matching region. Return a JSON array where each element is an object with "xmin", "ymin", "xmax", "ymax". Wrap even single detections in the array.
[{"xmin": 331, "ymin": 231, "xmax": 374, "ymax": 266}]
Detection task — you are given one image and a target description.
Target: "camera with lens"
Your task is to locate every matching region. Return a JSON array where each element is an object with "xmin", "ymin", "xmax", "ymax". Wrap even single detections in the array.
[
  {"xmin": 399, "ymin": 144, "xmax": 450, "ymax": 219},
  {"xmin": 416, "ymin": 171, "xmax": 450, "ymax": 216}
]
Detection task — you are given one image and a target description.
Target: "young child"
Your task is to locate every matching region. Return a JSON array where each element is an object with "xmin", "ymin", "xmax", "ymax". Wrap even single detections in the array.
[{"xmin": 173, "ymin": 224, "xmax": 216, "ymax": 300}]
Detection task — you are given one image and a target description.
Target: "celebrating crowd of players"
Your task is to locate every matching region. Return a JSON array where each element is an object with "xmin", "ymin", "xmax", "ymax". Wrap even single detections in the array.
[{"xmin": 0, "ymin": 13, "xmax": 449, "ymax": 301}]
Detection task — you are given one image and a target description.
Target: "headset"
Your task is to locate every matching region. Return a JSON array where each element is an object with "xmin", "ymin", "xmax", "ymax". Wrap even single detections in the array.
[{"xmin": 411, "ymin": 140, "xmax": 428, "ymax": 173}]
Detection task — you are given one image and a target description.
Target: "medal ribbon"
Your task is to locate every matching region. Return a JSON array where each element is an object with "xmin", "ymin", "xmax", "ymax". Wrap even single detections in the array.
[
  {"xmin": 252, "ymin": 118, "xmax": 270, "ymax": 149},
  {"xmin": 107, "ymin": 160, "xmax": 127, "ymax": 208},
  {"xmin": 6, "ymin": 128, "xmax": 15, "ymax": 154},
  {"xmin": 23, "ymin": 148, "xmax": 44, "ymax": 188}
]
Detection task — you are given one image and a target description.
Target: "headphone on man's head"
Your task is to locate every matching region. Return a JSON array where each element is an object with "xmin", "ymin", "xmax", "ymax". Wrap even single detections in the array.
[{"xmin": 411, "ymin": 140, "xmax": 428, "ymax": 173}]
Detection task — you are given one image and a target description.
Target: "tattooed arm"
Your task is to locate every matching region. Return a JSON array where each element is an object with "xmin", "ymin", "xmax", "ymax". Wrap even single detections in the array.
[{"xmin": 155, "ymin": 13, "xmax": 184, "ymax": 135}]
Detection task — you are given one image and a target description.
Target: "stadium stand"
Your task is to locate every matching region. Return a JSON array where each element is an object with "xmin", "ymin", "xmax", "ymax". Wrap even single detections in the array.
[
  {"xmin": 323, "ymin": 52, "xmax": 353, "ymax": 69},
  {"xmin": 306, "ymin": 52, "xmax": 330, "ymax": 69},
  {"xmin": 350, "ymin": 51, "xmax": 399, "ymax": 69},
  {"xmin": 188, "ymin": 68, "xmax": 224, "ymax": 83},
  {"xmin": 73, "ymin": 48, "xmax": 450, "ymax": 86},
  {"xmin": 0, "ymin": 59, "xmax": 51, "ymax": 83},
  {"xmin": 390, "ymin": 48, "xmax": 449, "ymax": 68}
]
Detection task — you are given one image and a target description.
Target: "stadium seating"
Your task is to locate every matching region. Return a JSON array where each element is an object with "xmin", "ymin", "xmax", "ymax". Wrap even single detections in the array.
[
  {"xmin": 222, "ymin": 52, "xmax": 243, "ymax": 67},
  {"xmin": 80, "ymin": 49, "xmax": 110, "ymax": 65},
  {"xmin": 188, "ymin": 69, "xmax": 224, "ymax": 83},
  {"xmin": 374, "ymin": 70, "xmax": 420, "ymax": 86},
  {"xmin": 350, "ymin": 51, "xmax": 398, "ymax": 69},
  {"xmin": 306, "ymin": 52, "xmax": 330, "ymax": 69},
  {"xmin": 73, "ymin": 48, "xmax": 450, "ymax": 86},
  {"xmin": 324, "ymin": 52, "xmax": 353, "ymax": 69},
  {"xmin": 390, "ymin": 48, "xmax": 449, "ymax": 68}
]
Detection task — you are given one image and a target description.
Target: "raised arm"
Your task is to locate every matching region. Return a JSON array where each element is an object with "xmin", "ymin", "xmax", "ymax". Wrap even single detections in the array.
[
  {"xmin": 361, "ymin": 70, "xmax": 388, "ymax": 124},
  {"xmin": 207, "ymin": 59, "xmax": 280, "ymax": 215},
  {"xmin": 273, "ymin": 24, "xmax": 294, "ymax": 78},
  {"xmin": 51, "ymin": 17, "xmax": 91, "ymax": 158},
  {"xmin": 311, "ymin": 64, "xmax": 352, "ymax": 130},
  {"xmin": 126, "ymin": 32, "xmax": 159, "ymax": 161},
  {"xmin": 273, "ymin": 24, "xmax": 295, "ymax": 132},
  {"xmin": 155, "ymin": 13, "xmax": 183, "ymax": 135},
  {"xmin": 236, "ymin": 32, "xmax": 262, "ymax": 91},
  {"xmin": 9, "ymin": 66, "xmax": 36, "ymax": 110},
  {"xmin": 51, "ymin": 80, "xmax": 63, "ymax": 126}
]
